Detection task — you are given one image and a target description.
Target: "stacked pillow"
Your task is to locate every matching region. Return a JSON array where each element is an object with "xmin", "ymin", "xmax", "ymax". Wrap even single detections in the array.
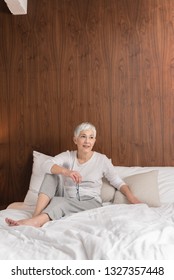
[
  {"xmin": 24, "ymin": 151, "xmax": 52, "ymax": 205},
  {"xmin": 101, "ymin": 170, "xmax": 160, "ymax": 206}
]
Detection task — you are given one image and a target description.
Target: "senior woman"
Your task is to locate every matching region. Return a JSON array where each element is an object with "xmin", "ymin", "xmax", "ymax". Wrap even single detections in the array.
[{"xmin": 6, "ymin": 122, "xmax": 140, "ymax": 227}]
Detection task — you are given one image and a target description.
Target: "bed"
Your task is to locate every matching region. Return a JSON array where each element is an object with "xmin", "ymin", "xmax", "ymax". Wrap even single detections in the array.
[{"xmin": 0, "ymin": 151, "xmax": 174, "ymax": 260}]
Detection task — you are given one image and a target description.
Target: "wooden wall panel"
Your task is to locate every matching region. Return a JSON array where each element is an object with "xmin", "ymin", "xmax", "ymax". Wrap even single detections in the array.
[{"xmin": 1, "ymin": 0, "xmax": 174, "ymax": 205}]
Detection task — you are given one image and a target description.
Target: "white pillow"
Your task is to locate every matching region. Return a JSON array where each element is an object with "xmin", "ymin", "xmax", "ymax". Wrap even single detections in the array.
[
  {"xmin": 114, "ymin": 170, "xmax": 161, "ymax": 207},
  {"xmin": 24, "ymin": 151, "xmax": 53, "ymax": 205}
]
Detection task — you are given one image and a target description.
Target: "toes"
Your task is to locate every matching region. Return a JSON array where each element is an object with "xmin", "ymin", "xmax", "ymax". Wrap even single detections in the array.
[{"xmin": 5, "ymin": 218, "xmax": 19, "ymax": 226}]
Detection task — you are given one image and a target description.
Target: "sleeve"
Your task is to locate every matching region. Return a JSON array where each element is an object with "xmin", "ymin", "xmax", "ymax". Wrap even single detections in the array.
[
  {"xmin": 103, "ymin": 156, "xmax": 126, "ymax": 190},
  {"xmin": 41, "ymin": 151, "xmax": 72, "ymax": 174}
]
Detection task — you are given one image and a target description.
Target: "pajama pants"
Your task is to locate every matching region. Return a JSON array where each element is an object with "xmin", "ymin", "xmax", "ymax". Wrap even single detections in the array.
[{"xmin": 39, "ymin": 173, "xmax": 102, "ymax": 220}]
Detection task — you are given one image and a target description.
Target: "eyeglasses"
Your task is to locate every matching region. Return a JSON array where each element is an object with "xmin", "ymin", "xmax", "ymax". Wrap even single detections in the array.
[
  {"xmin": 75, "ymin": 180, "xmax": 94, "ymax": 201},
  {"xmin": 76, "ymin": 184, "xmax": 80, "ymax": 201}
]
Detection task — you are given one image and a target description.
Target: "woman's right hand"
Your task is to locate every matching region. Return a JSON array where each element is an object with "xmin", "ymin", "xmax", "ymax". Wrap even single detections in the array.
[
  {"xmin": 63, "ymin": 169, "xmax": 82, "ymax": 184},
  {"xmin": 51, "ymin": 164, "xmax": 82, "ymax": 184}
]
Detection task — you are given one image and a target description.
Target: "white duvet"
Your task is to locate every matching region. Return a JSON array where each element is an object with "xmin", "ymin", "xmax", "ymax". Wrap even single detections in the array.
[{"xmin": 0, "ymin": 203, "xmax": 174, "ymax": 260}]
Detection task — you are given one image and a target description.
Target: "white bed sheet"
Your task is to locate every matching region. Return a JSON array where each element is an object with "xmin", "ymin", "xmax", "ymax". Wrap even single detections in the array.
[{"xmin": 0, "ymin": 203, "xmax": 174, "ymax": 260}]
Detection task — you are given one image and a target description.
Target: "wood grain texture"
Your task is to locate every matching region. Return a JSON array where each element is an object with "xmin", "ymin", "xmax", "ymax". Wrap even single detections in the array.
[{"xmin": 0, "ymin": 0, "xmax": 174, "ymax": 205}]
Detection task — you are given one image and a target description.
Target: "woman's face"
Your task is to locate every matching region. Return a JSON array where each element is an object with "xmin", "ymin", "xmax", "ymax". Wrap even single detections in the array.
[{"xmin": 73, "ymin": 129, "xmax": 96, "ymax": 153}]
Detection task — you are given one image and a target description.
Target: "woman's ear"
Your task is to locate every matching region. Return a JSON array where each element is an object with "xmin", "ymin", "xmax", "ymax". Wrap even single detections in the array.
[{"xmin": 73, "ymin": 136, "xmax": 77, "ymax": 145}]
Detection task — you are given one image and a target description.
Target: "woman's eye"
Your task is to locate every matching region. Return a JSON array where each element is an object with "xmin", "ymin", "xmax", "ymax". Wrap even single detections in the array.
[{"xmin": 80, "ymin": 135, "xmax": 94, "ymax": 139}]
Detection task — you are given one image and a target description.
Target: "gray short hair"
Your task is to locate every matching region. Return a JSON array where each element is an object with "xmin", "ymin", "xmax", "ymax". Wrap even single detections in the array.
[{"xmin": 74, "ymin": 122, "xmax": 97, "ymax": 137}]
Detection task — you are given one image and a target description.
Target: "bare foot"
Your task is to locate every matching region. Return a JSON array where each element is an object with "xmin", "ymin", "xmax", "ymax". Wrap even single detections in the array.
[
  {"xmin": 5, "ymin": 213, "xmax": 50, "ymax": 227},
  {"xmin": 5, "ymin": 218, "xmax": 21, "ymax": 226},
  {"xmin": 5, "ymin": 217, "xmax": 39, "ymax": 227}
]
